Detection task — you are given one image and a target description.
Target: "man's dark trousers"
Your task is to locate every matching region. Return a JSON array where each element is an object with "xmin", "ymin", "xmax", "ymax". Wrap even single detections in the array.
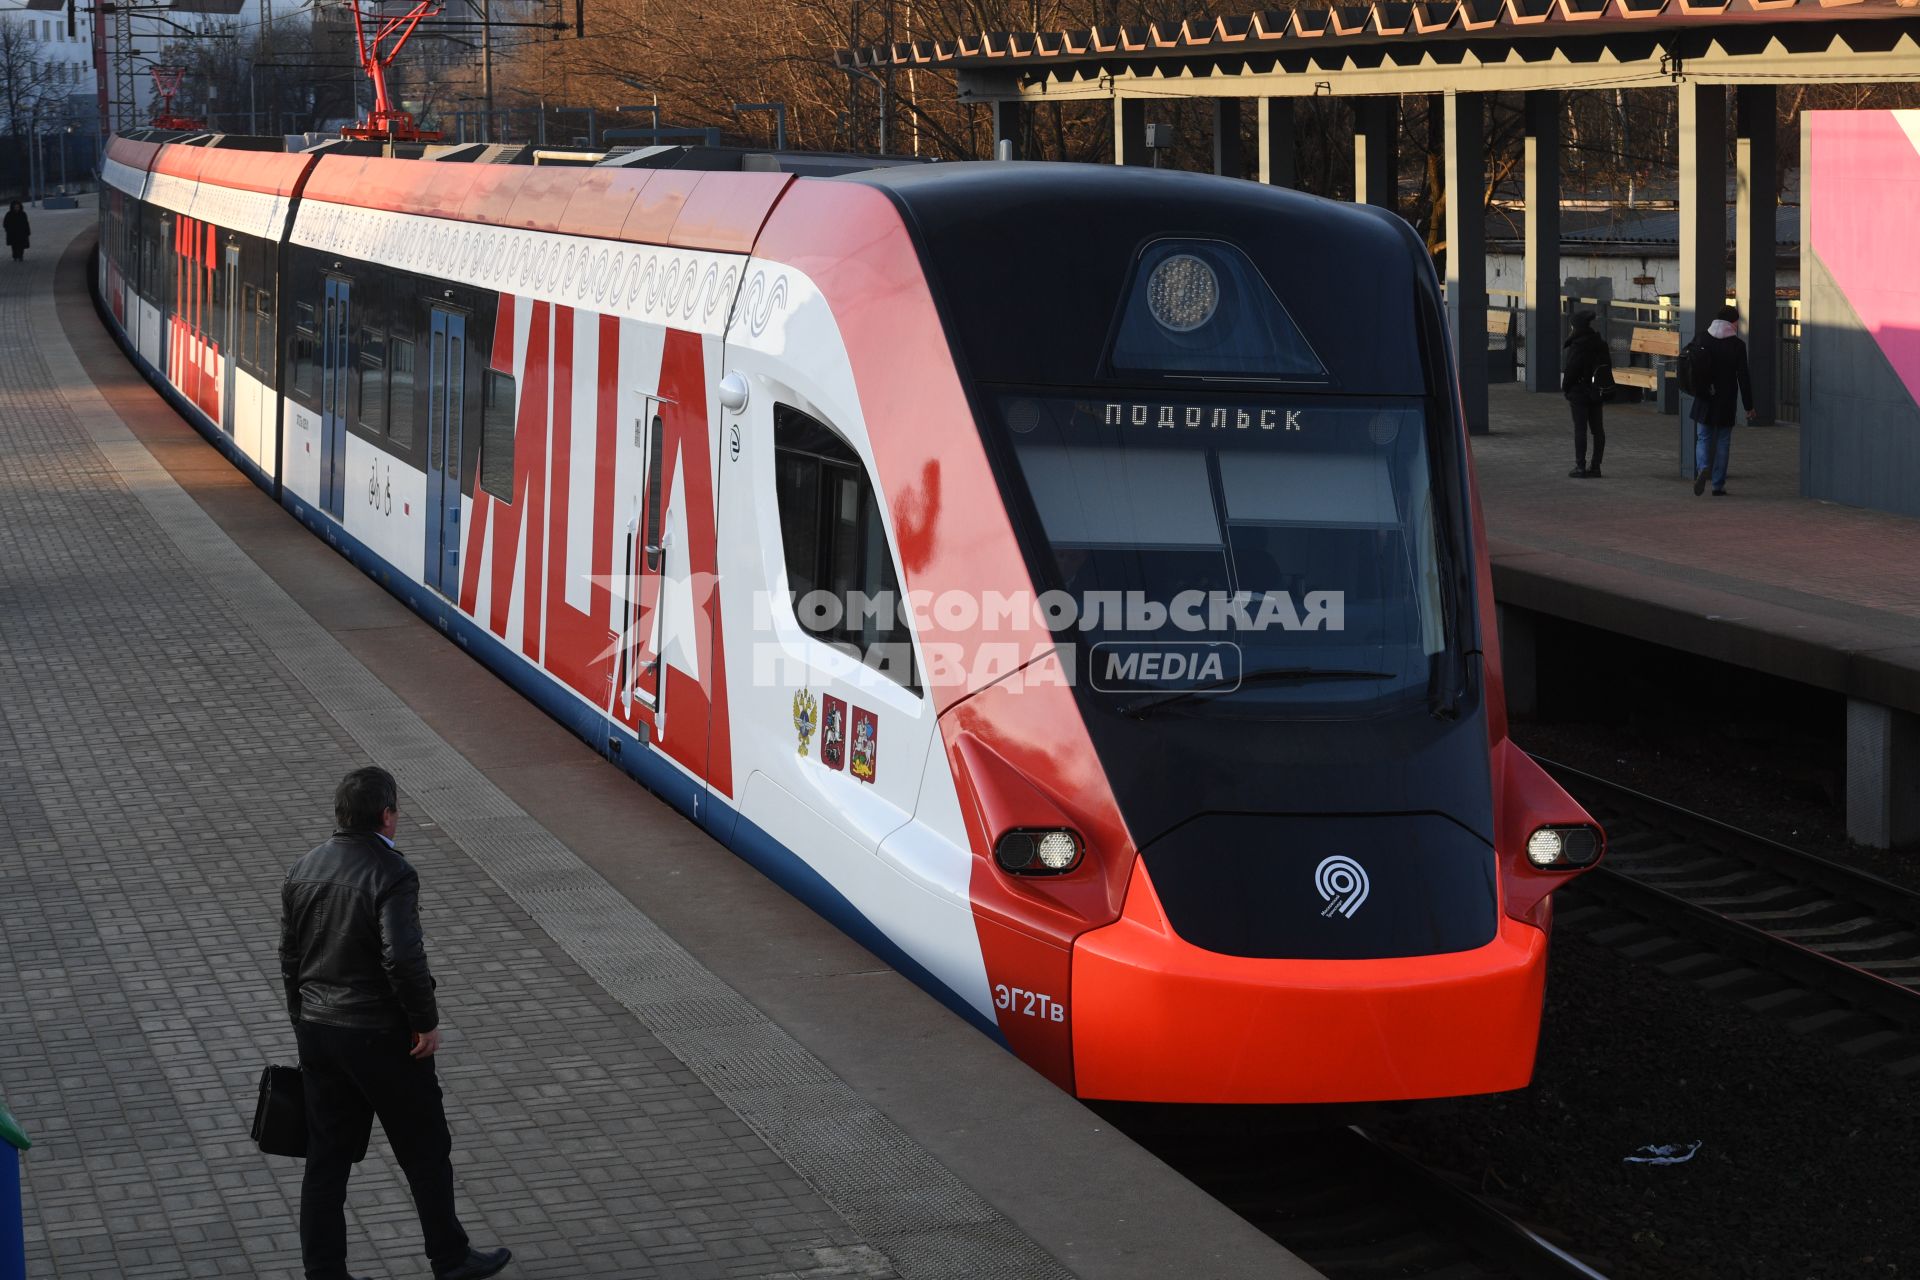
[
  {"xmin": 296, "ymin": 1020, "xmax": 470, "ymax": 1279},
  {"xmin": 1567, "ymin": 397, "xmax": 1605, "ymax": 471}
]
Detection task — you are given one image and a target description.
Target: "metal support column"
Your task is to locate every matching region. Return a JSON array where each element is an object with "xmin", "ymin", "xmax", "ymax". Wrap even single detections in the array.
[
  {"xmin": 1444, "ymin": 91, "xmax": 1489, "ymax": 434},
  {"xmin": 1847, "ymin": 700, "xmax": 1920, "ymax": 849},
  {"xmin": 1257, "ymin": 98, "xmax": 1296, "ymax": 188},
  {"xmin": 1679, "ymin": 83, "xmax": 1729, "ymax": 474},
  {"xmin": 1114, "ymin": 97, "xmax": 1147, "ymax": 166},
  {"xmin": 1212, "ymin": 99, "xmax": 1243, "ymax": 179},
  {"xmin": 1524, "ymin": 90, "xmax": 1562, "ymax": 394},
  {"xmin": 992, "ymin": 100, "xmax": 1027, "ymax": 160},
  {"xmin": 1354, "ymin": 97, "xmax": 1399, "ymax": 211},
  {"xmin": 1737, "ymin": 84, "xmax": 1778, "ymax": 425},
  {"xmin": 1497, "ymin": 605, "xmax": 1538, "ymax": 721},
  {"xmin": 1799, "ymin": 120, "xmax": 1815, "ymax": 483}
]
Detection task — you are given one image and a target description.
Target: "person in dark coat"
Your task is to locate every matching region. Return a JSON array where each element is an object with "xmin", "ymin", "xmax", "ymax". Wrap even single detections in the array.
[
  {"xmin": 1690, "ymin": 304, "xmax": 1756, "ymax": 496},
  {"xmin": 1560, "ymin": 309, "xmax": 1612, "ymax": 478},
  {"xmin": 3, "ymin": 201, "xmax": 28, "ymax": 263},
  {"xmin": 281, "ymin": 766, "xmax": 512, "ymax": 1280}
]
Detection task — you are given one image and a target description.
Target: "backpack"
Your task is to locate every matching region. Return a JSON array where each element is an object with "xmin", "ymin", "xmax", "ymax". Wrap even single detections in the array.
[
  {"xmin": 1588, "ymin": 361, "xmax": 1616, "ymax": 405},
  {"xmin": 1677, "ymin": 337, "xmax": 1712, "ymax": 397}
]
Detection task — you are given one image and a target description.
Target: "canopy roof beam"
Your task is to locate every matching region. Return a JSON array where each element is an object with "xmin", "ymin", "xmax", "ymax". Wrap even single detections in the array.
[{"xmin": 956, "ymin": 24, "xmax": 1920, "ymax": 103}]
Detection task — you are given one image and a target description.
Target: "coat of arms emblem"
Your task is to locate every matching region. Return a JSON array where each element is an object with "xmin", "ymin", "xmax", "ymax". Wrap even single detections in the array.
[
  {"xmin": 792, "ymin": 688, "xmax": 817, "ymax": 756},
  {"xmin": 850, "ymin": 707, "xmax": 878, "ymax": 783},
  {"xmin": 820, "ymin": 695, "xmax": 847, "ymax": 770}
]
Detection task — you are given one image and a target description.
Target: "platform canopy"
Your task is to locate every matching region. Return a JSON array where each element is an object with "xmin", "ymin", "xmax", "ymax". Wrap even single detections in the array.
[
  {"xmin": 837, "ymin": 0, "xmax": 1920, "ymax": 447},
  {"xmin": 838, "ymin": 1, "xmax": 1920, "ymax": 98}
]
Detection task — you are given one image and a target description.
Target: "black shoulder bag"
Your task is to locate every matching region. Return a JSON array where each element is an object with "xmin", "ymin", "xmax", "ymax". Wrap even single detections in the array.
[{"xmin": 251, "ymin": 1062, "xmax": 308, "ymax": 1157}]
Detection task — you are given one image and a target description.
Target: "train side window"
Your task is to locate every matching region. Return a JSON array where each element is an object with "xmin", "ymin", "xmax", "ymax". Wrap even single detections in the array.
[
  {"xmin": 642, "ymin": 414, "xmax": 663, "ymax": 573},
  {"xmin": 253, "ymin": 283, "xmax": 275, "ymax": 383},
  {"xmin": 772, "ymin": 405, "xmax": 917, "ymax": 691},
  {"xmin": 157, "ymin": 212, "xmax": 173, "ymax": 312},
  {"xmin": 479, "ymin": 369, "xmax": 516, "ymax": 501},
  {"xmin": 140, "ymin": 205, "xmax": 160, "ymax": 298},
  {"xmin": 355, "ymin": 326, "xmax": 387, "ymax": 435},
  {"xmin": 210, "ymin": 242, "xmax": 228, "ymax": 353},
  {"xmin": 291, "ymin": 301, "xmax": 318, "ymax": 404},
  {"xmin": 240, "ymin": 284, "xmax": 257, "ymax": 370},
  {"xmin": 388, "ymin": 336, "xmax": 416, "ymax": 450}
]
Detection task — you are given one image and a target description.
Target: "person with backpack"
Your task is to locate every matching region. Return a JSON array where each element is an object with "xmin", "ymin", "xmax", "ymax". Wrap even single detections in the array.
[
  {"xmin": 1686, "ymin": 304, "xmax": 1756, "ymax": 496},
  {"xmin": 1560, "ymin": 309, "xmax": 1613, "ymax": 478}
]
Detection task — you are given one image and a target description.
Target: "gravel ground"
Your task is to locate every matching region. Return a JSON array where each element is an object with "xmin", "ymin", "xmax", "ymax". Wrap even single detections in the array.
[
  {"xmin": 1370, "ymin": 922, "xmax": 1920, "ymax": 1278},
  {"xmin": 1360, "ymin": 715, "xmax": 1920, "ymax": 1279}
]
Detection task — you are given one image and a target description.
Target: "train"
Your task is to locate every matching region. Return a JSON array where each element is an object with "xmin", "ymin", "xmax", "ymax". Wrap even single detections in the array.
[{"xmin": 97, "ymin": 129, "xmax": 1604, "ymax": 1104}]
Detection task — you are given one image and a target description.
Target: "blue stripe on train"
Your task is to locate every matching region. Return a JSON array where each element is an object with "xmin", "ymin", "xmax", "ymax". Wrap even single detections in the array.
[{"xmin": 100, "ymin": 282, "xmax": 1006, "ymax": 1050}]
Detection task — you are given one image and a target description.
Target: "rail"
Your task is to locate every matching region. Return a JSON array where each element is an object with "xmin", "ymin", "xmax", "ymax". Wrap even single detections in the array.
[
  {"xmin": 1536, "ymin": 758, "xmax": 1920, "ymax": 1045},
  {"xmin": 1111, "ymin": 1112, "xmax": 1609, "ymax": 1278}
]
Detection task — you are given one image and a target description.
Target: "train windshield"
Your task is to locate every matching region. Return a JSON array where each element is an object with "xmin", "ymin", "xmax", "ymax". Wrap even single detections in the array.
[{"xmin": 995, "ymin": 394, "xmax": 1454, "ymax": 717}]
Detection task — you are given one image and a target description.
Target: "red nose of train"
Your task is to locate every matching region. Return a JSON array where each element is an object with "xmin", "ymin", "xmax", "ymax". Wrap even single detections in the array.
[
  {"xmin": 1066, "ymin": 743, "xmax": 1600, "ymax": 1104},
  {"xmin": 1069, "ymin": 859, "xmax": 1552, "ymax": 1104}
]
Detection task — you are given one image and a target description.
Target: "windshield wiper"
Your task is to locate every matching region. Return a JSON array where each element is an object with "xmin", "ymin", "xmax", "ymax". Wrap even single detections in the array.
[
  {"xmin": 1427, "ymin": 650, "xmax": 1463, "ymax": 720},
  {"xmin": 1115, "ymin": 667, "xmax": 1396, "ymax": 719}
]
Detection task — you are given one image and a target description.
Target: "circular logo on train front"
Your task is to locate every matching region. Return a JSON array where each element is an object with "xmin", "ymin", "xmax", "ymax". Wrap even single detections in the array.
[{"xmin": 1314, "ymin": 855, "xmax": 1371, "ymax": 919}]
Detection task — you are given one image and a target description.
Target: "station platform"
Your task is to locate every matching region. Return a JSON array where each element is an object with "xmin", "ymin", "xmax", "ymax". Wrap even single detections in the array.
[
  {"xmin": 0, "ymin": 201, "xmax": 1315, "ymax": 1279},
  {"xmin": 1472, "ymin": 384, "xmax": 1920, "ymax": 844}
]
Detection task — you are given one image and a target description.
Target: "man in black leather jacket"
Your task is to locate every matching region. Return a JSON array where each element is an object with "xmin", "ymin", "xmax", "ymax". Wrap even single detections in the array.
[{"xmin": 281, "ymin": 766, "xmax": 510, "ymax": 1280}]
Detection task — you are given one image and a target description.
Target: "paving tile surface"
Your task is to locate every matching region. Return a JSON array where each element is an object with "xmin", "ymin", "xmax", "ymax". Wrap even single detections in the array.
[
  {"xmin": 1474, "ymin": 385, "xmax": 1920, "ymax": 634},
  {"xmin": 0, "ymin": 205, "xmax": 1030, "ymax": 1280}
]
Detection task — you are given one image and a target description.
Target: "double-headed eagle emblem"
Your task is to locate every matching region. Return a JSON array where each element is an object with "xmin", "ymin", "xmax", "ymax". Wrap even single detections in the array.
[{"xmin": 792, "ymin": 688, "xmax": 818, "ymax": 756}]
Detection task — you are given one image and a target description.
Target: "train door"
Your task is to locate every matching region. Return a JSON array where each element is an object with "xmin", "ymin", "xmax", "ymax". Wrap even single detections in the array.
[
  {"xmin": 154, "ymin": 210, "xmax": 173, "ymax": 376},
  {"xmin": 716, "ymin": 359, "xmax": 953, "ymax": 970},
  {"xmin": 610, "ymin": 403, "xmax": 664, "ymax": 728},
  {"xmin": 220, "ymin": 241, "xmax": 240, "ymax": 436},
  {"xmin": 319, "ymin": 276, "xmax": 352, "ymax": 520},
  {"xmin": 423, "ymin": 307, "xmax": 465, "ymax": 596}
]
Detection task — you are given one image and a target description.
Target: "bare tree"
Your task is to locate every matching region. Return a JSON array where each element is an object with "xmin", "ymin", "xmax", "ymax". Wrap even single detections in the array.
[
  {"xmin": 0, "ymin": 12, "xmax": 59, "ymax": 193},
  {"xmin": 483, "ymin": 0, "xmax": 1920, "ymax": 272}
]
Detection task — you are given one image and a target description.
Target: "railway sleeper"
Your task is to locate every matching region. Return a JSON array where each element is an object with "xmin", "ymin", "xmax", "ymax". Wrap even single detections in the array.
[
  {"xmin": 1718, "ymin": 898, "xmax": 1855, "ymax": 923},
  {"xmin": 1787, "ymin": 1006, "xmax": 1868, "ymax": 1036},
  {"xmin": 1742, "ymin": 986, "xmax": 1827, "ymax": 1017},
  {"xmin": 1796, "ymin": 930, "xmax": 1920, "ymax": 954},
  {"xmin": 1656, "ymin": 952, "xmax": 1729, "ymax": 979}
]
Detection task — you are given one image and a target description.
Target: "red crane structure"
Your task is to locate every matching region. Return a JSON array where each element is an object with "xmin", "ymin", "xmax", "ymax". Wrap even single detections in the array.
[
  {"xmin": 340, "ymin": 0, "xmax": 445, "ymax": 142},
  {"xmin": 150, "ymin": 67, "xmax": 205, "ymax": 131}
]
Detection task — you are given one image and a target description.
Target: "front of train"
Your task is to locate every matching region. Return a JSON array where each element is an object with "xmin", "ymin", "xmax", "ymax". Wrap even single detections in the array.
[{"xmin": 863, "ymin": 164, "xmax": 1602, "ymax": 1103}]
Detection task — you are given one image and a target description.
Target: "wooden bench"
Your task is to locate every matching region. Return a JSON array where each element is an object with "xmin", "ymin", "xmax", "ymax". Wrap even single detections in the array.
[
  {"xmin": 1487, "ymin": 309, "xmax": 1517, "ymax": 383},
  {"xmin": 1613, "ymin": 327, "xmax": 1680, "ymax": 402}
]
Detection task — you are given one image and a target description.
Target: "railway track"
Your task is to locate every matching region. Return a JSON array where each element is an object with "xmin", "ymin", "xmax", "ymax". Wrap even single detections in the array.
[
  {"xmin": 1114, "ymin": 1118, "xmax": 1607, "ymax": 1279},
  {"xmin": 1536, "ymin": 756, "xmax": 1920, "ymax": 1075}
]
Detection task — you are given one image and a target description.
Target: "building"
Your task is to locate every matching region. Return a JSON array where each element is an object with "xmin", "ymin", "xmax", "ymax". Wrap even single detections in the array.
[
  {"xmin": 0, "ymin": 2, "xmax": 97, "ymax": 101},
  {"xmin": 1489, "ymin": 194, "xmax": 1802, "ymax": 307}
]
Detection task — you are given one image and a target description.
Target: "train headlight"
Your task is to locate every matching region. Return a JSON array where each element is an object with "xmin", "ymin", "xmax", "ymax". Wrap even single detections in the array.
[
  {"xmin": 1526, "ymin": 828, "xmax": 1563, "ymax": 866},
  {"xmin": 996, "ymin": 828, "xmax": 1082, "ymax": 876},
  {"xmin": 1036, "ymin": 831, "xmax": 1079, "ymax": 870},
  {"xmin": 1146, "ymin": 253, "xmax": 1218, "ymax": 333},
  {"xmin": 1526, "ymin": 825, "xmax": 1603, "ymax": 870}
]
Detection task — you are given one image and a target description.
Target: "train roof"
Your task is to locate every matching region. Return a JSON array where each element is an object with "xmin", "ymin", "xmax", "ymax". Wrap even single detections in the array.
[{"xmin": 103, "ymin": 131, "xmax": 1434, "ymax": 395}]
